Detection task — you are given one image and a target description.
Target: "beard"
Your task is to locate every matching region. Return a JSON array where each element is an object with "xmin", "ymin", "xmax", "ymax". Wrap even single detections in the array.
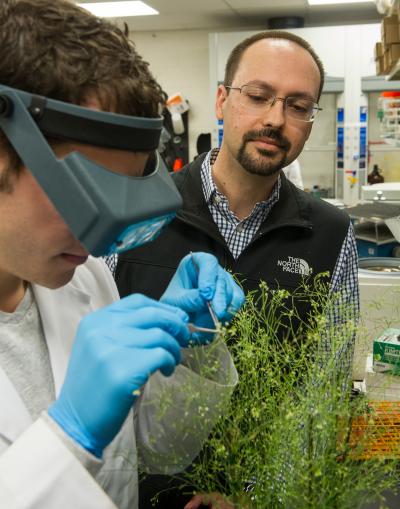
[{"xmin": 236, "ymin": 127, "xmax": 291, "ymax": 177}]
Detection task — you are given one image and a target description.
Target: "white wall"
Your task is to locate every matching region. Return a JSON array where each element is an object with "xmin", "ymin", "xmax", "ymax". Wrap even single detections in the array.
[
  {"xmin": 298, "ymin": 93, "xmax": 337, "ymax": 193},
  {"xmin": 130, "ymin": 30, "xmax": 213, "ymax": 161},
  {"xmin": 129, "ymin": 26, "xmax": 347, "ymax": 171},
  {"xmin": 130, "ymin": 24, "xmax": 385, "ymax": 182}
]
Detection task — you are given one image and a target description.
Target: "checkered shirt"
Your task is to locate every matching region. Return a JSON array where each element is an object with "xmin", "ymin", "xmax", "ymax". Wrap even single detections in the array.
[
  {"xmin": 202, "ymin": 148, "xmax": 359, "ymax": 377},
  {"xmin": 105, "ymin": 253, "xmax": 118, "ymax": 276},
  {"xmin": 106, "ymin": 150, "xmax": 359, "ymax": 307},
  {"xmin": 201, "ymin": 149, "xmax": 281, "ymax": 260},
  {"xmin": 105, "ymin": 148, "xmax": 359, "ymax": 351}
]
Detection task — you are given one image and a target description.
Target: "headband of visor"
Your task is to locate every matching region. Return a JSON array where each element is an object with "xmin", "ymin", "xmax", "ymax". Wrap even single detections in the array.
[{"xmin": 0, "ymin": 85, "xmax": 182, "ymax": 256}]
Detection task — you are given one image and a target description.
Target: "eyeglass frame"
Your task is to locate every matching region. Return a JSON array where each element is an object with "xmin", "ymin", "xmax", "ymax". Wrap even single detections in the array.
[{"xmin": 224, "ymin": 84, "xmax": 323, "ymax": 123}]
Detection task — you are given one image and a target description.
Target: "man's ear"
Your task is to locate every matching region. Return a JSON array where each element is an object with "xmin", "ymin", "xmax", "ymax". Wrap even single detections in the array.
[{"xmin": 215, "ymin": 85, "xmax": 228, "ymax": 121}]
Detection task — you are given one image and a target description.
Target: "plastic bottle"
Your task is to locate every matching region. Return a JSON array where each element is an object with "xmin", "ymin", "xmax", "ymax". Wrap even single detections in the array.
[
  {"xmin": 367, "ymin": 164, "xmax": 384, "ymax": 184},
  {"xmin": 311, "ymin": 185, "xmax": 321, "ymax": 199}
]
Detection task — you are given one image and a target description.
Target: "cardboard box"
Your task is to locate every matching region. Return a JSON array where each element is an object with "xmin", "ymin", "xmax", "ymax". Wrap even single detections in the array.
[
  {"xmin": 384, "ymin": 49, "xmax": 391, "ymax": 73},
  {"xmin": 375, "ymin": 41, "xmax": 384, "ymax": 60},
  {"xmin": 373, "ymin": 328, "xmax": 400, "ymax": 375},
  {"xmin": 388, "ymin": 43, "xmax": 400, "ymax": 68},
  {"xmin": 382, "ymin": 15, "xmax": 400, "ymax": 45},
  {"xmin": 376, "ymin": 56, "xmax": 385, "ymax": 76},
  {"xmin": 375, "ymin": 41, "xmax": 383, "ymax": 59}
]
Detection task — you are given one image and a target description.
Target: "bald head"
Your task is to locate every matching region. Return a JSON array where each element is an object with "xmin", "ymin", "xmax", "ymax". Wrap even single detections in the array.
[
  {"xmin": 224, "ymin": 30, "xmax": 324, "ymax": 100},
  {"xmin": 233, "ymin": 38, "xmax": 321, "ymax": 104}
]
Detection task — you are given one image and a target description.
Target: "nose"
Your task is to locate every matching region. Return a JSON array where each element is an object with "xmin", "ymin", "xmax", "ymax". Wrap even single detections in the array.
[{"xmin": 261, "ymin": 97, "xmax": 286, "ymax": 129}]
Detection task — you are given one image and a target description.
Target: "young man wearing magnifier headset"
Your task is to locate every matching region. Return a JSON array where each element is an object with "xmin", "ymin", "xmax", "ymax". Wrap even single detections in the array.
[{"xmin": 0, "ymin": 1, "xmax": 244, "ymax": 508}]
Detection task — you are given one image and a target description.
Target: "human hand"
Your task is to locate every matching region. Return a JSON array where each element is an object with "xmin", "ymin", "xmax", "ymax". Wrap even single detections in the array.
[
  {"xmin": 48, "ymin": 294, "xmax": 190, "ymax": 458},
  {"xmin": 161, "ymin": 252, "xmax": 244, "ymax": 344},
  {"xmin": 184, "ymin": 492, "xmax": 236, "ymax": 509}
]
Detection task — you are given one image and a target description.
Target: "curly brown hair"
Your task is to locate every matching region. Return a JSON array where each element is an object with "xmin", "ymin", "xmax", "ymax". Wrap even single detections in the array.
[{"xmin": 0, "ymin": 0, "xmax": 166, "ymax": 190}]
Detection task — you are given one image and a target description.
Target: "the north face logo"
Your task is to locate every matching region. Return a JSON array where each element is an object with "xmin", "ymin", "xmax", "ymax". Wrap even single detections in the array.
[{"xmin": 277, "ymin": 256, "xmax": 312, "ymax": 275}]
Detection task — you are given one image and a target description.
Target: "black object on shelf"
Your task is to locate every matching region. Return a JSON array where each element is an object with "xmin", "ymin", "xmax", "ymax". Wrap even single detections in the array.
[
  {"xmin": 196, "ymin": 133, "xmax": 211, "ymax": 155},
  {"xmin": 159, "ymin": 108, "xmax": 189, "ymax": 172},
  {"xmin": 367, "ymin": 164, "xmax": 384, "ymax": 185}
]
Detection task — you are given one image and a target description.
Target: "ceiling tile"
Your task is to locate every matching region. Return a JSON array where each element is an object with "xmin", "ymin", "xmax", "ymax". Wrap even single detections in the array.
[
  {"xmin": 226, "ymin": 0, "xmax": 306, "ymax": 8},
  {"xmin": 75, "ymin": 0, "xmax": 380, "ymax": 31}
]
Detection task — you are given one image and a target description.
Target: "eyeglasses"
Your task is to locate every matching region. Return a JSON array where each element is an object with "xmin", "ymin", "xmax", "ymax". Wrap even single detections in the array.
[{"xmin": 225, "ymin": 84, "xmax": 322, "ymax": 122}]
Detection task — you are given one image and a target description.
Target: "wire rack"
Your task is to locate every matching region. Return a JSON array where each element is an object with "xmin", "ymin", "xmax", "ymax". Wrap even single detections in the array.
[{"xmin": 348, "ymin": 401, "xmax": 400, "ymax": 459}]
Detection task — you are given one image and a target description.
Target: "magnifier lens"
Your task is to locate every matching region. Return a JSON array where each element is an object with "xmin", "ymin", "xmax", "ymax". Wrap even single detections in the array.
[
  {"xmin": 0, "ymin": 85, "xmax": 183, "ymax": 257},
  {"xmin": 105, "ymin": 212, "xmax": 176, "ymax": 255}
]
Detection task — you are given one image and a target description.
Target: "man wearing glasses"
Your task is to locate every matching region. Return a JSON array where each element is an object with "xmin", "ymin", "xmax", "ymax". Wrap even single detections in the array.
[{"xmin": 116, "ymin": 31, "xmax": 359, "ymax": 509}]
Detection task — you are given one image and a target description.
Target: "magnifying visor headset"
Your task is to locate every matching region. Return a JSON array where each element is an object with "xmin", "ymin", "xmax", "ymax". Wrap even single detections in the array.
[{"xmin": 0, "ymin": 84, "xmax": 183, "ymax": 256}]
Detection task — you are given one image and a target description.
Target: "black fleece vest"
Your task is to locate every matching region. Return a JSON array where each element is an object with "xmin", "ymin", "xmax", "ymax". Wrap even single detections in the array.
[{"xmin": 116, "ymin": 153, "xmax": 350, "ymax": 319}]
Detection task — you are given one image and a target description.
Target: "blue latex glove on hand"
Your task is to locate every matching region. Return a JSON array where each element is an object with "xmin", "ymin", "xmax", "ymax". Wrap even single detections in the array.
[
  {"xmin": 48, "ymin": 294, "xmax": 190, "ymax": 458},
  {"xmin": 161, "ymin": 252, "xmax": 245, "ymax": 343}
]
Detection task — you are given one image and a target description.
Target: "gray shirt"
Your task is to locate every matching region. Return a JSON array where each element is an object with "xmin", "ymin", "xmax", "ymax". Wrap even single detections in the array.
[
  {"xmin": 0, "ymin": 286, "xmax": 55, "ymax": 420},
  {"xmin": 0, "ymin": 285, "xmax": 101, "ymax": 474}
]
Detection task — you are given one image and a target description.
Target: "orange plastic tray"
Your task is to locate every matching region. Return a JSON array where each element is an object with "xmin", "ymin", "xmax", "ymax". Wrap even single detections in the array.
[{"xmin": 348, "ymin": 401, "xmax": 400, "ymax": 460}]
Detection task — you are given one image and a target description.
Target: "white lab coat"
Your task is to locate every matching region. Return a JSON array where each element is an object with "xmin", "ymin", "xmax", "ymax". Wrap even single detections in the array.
[{"xmin": 0, "ymin": 257, "xmax": 237, "ymax": 509}]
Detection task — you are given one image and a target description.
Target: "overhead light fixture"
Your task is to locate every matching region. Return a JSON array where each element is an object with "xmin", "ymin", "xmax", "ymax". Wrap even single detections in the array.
[
  {"xmin": 77, "ymin": 1, "xmax": 159, "ymax": 18},
  {"xmin": 308, "ymin": 0, "xmax": 373, "ymax": 4}
]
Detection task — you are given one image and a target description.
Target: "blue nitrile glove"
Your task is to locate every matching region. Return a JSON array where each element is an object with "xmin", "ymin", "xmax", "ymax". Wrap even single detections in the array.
[
  {"xmin": 48, "ymin": 294, "xmax": 190, "ymax": 458},
  {"xmin": 161, "ymin": 252, "xmax": 245, "ymax": 344}
]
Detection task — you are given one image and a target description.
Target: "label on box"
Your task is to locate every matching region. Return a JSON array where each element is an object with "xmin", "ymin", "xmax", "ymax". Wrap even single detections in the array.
[
  {"xmin": 166, "ymin": 93, "xmax": 189, "ymax": 115},
  {"xmin": 373, "ymin": 328, "xmax": 400, "ymax": 375}
]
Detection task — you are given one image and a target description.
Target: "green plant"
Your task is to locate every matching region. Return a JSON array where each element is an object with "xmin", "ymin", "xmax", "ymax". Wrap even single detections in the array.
[{"xmin": 146, "ymin": 275, "xmax": 399, "ymax": 508}]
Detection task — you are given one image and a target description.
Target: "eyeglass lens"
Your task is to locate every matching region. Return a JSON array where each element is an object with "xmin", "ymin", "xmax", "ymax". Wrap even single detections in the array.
[{"xmin": 238, "ymin": 85, "xmax": 319, "ymax": 122}]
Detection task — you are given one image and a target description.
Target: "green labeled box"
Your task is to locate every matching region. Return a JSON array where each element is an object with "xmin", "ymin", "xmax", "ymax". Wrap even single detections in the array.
[{"xmin": 373, "ymin": 328, "xmax": 400, "ymax": 375}]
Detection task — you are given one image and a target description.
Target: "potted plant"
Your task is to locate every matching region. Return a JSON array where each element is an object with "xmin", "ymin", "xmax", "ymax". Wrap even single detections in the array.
[{"xmin": 145, "ymin": 275, "xmax": 399, "ymax": 508}]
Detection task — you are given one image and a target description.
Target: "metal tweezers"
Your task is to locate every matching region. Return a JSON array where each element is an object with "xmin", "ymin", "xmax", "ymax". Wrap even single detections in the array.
[{"xmin": 188, "ymin": 252, "xmax": 222, "ymax": 335}]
